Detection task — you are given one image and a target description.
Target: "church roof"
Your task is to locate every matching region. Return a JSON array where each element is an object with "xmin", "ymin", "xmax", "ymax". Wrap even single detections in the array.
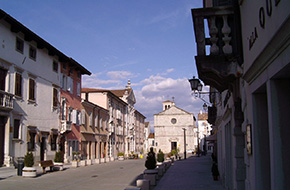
[
  {"xmin": 155, "ymin": 105, "xmax": 193, "ymax": 116},
  {"xmin": 198, "ymin": 113, "xmax": 208, "ymax": 120},
  {"xmin": 148, "ymin": 133, "xmax": 155, "ymax": 139},
  {"xmin": 111, "ymin": 89, "xmax": 132, "ymax": 97}
]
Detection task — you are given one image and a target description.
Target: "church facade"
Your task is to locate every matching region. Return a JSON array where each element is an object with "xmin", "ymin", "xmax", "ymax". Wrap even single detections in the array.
[{"xmin": 154, "ymin": 101, "xmax": 196, "ymax": 156}]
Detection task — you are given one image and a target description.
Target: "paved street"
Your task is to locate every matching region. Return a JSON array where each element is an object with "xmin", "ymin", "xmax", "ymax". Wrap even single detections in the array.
[
  {"xmin": 153, "ymin": 155, "xmax": 223, "ymax": 190},
  {"xmin": 0, "ymin": 155, "xmax": 224, "ymax": 190},
  {"xmin": 0, "ymin": 159, "xmax": 146, "ymax": 190}
]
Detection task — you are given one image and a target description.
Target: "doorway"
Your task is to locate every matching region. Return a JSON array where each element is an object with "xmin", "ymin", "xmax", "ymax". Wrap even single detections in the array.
[
  {"xmin": 171, "ymin": 142, "xmax": 177, "ymax": 151},
  {"xmin": 40, "ymin": 137, "xmax": 46, "ymax": 161}
]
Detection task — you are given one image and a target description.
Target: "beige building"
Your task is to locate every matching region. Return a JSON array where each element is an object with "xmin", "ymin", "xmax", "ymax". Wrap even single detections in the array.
[
  {"xmin": 81, "ymin": 88, "xmax": 127, "ymax": 159},
  {"xmin": 154, "ymin": 101, "xmax": 196, "ymax": 156}
]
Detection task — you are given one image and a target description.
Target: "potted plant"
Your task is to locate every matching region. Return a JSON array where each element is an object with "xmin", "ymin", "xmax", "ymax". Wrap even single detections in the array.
[
  {"xmin": 22, "ymin": 152, "xmax": 36, "ymax": 177},
  {"xmin": 157, "ymin": 149, "xmax": 164, "ymax": 164},
  {"xmin": 211, "ymin": 162, "xmax": 219, "ymax": 181},
  {"xmin": 72, "ymin": 151, "xmax": 80, "ymax": 167},
  {"xmin": 117, "ymin": 152, "xmax": 124, "ymax": 161},
  {"xmin": 53, "ymin": 151, "xmax": 64, "ymax": 171}
]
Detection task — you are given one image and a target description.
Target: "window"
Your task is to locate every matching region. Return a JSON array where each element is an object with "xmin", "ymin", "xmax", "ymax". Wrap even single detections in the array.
[
  {"xmin": 68, "ymin": 108, "xmax": 72, "ymax": 122},
  {"xmin": 62, "ymin": 62, "xmax": 67, "ymax": 71},
  {"xmin": 53, "ymin": 88, "xmax": 58, "ymax": 107},
  {"xmin": 67, "ymin": 77, "xmax": 73, "ymax": 94},
  {"xmin": 15, "ymin": 72, "xmax": 22, "ymax": 97},
  {"xmin": 77, "ymin": 82, "xmax": 81, "ymax": 96},
  {"xmin": 29, "ymin": 45, "xmax": 37, "ymax": 60},
  {"xmin": 99, "ymin": 116, "xmax": 103, "ymax": 129},
  {"xmin": 69, "ymin": 67, "xmax": 74, "ymax": 76},
  {"xmin": 53, "ymin": 61, "xmax": 58, "ymax": 72},
  {"xmin": 61, "ymin": 100, "xmax": 66, "ymax": 120},
  {"xmin": 13, "ymin": 119, "xmax": 20, "ymax": 139},
  {"xmin": 50, "ymin": 134, "xmax": 57, "ymax": 151},
  {"xmin": 27, "ymin": 131, "xmax": 36, "ymax": 151},
  {"xmin": 94, "ymin": 113, "xmax": 98, "ymax": 128},
  {"xmin": 28, "ymin": 78, "xmax": 35, "ymax": 101},
  {"xmin": 89, "ymin": 112, "xmax": 93, "ymax": 126},
  {"xmin": 61, "ymin": 74, "xmax": 67, "ymax": 90},
  {"xmin": 15, "ymin": 37, "xmax": 24, "ymax": 53},
  {"xmin": 77, "ymin": 71, "xmax": 81, "ymax": 79}
]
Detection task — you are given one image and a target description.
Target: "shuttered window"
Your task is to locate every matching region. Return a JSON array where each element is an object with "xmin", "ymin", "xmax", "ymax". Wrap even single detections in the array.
[
  {"xmin": 28, "ymin": 78, "xmax": 35, "ymax": 101},
  {"xmin": 53, "ymin": 88, "xmax": 58, "ymax": 107},
  {"xmin": 15, "ymin": 73, "xmax": 22, "ymax": 97}
]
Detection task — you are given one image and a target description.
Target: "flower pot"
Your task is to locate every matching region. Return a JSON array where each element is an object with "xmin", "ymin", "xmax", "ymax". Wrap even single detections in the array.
[
  {"xmin": 72, "ymin": 160, "xmax": 79, "ymax": 167},
  {"xmin": 118, "ymin": 156, "xmax": 124, "ymax": 161},
  {"xmin": 22, "ymin": 167, "xmax": 37, "ymax": 177},
  {"xmin": 213, "ymin": 176, "xmax": 218, "ymax": 181},
  {"xmin": 80, "ymin": 160, "xmax": 87, "ymax": 166},
  {"xmin": 53, "ymin": 162, "xmax": 64, "ymax": 171}
]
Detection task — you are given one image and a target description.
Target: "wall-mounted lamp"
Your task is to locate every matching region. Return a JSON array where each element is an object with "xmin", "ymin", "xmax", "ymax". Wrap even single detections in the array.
[{"xmin": 188, "ymin": 76, "xmax": 221, "ymax": 106}]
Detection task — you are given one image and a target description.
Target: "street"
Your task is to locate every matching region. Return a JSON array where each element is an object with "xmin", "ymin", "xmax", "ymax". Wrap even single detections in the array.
[{"xmin": 0, "ymin": 159, "xmax": 146, "ymax": 190}]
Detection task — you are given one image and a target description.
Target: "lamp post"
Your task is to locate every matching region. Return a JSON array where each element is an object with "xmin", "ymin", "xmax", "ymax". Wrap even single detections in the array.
[{"xmin": 182, "ymin": 128, "xmax": 186, "ymax": 160}]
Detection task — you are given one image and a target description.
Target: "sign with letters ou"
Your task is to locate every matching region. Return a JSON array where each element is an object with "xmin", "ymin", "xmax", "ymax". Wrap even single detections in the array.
[{"xmin": 247, "ymin": 0, "xmax": 281, "ymax": 50}]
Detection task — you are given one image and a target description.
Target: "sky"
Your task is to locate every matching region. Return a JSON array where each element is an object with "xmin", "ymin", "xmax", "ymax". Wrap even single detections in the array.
[{"xmin": 1, "ymin": 0, "xmax": 209, "ymax": 127}]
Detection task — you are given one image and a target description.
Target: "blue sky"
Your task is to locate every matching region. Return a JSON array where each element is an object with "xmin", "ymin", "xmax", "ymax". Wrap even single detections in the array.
[{"xmin": 1, "ymin": 0, "xmax": 208, "ymax": 125}]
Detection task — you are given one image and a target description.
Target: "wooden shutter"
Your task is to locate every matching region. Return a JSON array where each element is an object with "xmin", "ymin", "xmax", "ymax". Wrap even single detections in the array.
[{"xmin": 15, "ymin": 73, "xmax": 22, "ymax": 96}]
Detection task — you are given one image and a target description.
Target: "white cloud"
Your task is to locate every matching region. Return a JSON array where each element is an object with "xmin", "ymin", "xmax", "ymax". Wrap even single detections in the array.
[
  {"xmin": 82, "ymin": 74, "xmax": 121, "ymax": 88},
  {"xmin": 134, "ymin": 75, "xmax": 208, "ymax": 125},
  {"xmin": 107, "ymin": 71, "xmax": 134, "ymax": 80}
]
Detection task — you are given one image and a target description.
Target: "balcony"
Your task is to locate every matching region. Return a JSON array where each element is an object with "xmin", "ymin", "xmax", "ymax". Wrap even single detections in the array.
[
  {"xmin": 60, "ymin": 120, "xmax": 72, "ymax": 133},
  {"xmin": 191, "ymin": 5, "xmax": 243, "ymax": 92},
  {"xmin": 0, "ymin": 90, "xmax": 14, "ymax": 111}
]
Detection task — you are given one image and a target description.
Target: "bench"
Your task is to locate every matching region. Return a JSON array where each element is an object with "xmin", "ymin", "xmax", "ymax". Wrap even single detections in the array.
[{"xmin": 39, "ymin": 160, "xmax": 54, "ymax": 173}]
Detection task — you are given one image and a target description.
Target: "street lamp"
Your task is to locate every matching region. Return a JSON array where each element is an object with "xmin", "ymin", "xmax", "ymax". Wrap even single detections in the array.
[
  {"xmin": 182, "ymin": 128, "xmax": 186, "ymax": 160},
  {"xmin": 188, "ymin": 76, "xmax": 220, "ymax": 105}
]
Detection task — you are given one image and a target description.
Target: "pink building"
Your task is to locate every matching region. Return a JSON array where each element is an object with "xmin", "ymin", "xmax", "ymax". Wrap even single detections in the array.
[{"xmin": 59, "ymin": 59, "xmax": 91, "ymax": 163}]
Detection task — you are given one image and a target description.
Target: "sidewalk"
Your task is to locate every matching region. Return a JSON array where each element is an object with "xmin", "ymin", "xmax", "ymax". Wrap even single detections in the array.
[
  {"xmin": 154, "ymin": 155, "xmax": 224, "ymax": 190},
  {"xmin": 0, "ymin": 163, "xmax": 72, "ymax": 180}
]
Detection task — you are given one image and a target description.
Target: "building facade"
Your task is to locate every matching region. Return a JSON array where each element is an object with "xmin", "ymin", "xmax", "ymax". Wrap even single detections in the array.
[
  {"xmin": 154, "ymin": 101, "xmax": 196, "ymax": 156},
  {"xmin": 59, "ymin": 59, "xmax": 91, "ymax": 163},
  {"xmin": 191, "ymin": 0, "xmax": 290, "ymax": 189},
  {"xmin": 81, "ymin": 88, "xmax": 127, "ymax": 159},
  {"xmin": 197, "ymin": 112, "xmax": 213, "ymax": 154},
  {"xmin": 0, "ymin": 9, "xmax": 90, "ymax": 166},
  {"xmin": 81, "ymin": 100, "xmax": 109, "ymax": 163}
]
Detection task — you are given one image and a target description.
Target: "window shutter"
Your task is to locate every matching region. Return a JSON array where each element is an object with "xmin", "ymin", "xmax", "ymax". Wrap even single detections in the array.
[
  {"xmin": 72, "ymin": 110, "xmax": 77, "ymax": 124},
  {"xmin": 81, "ymin": 109, "xmax": 85, "ymax": 125}
]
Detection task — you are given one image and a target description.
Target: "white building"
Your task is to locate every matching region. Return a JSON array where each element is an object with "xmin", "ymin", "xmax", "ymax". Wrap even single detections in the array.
[
  {"xmin": 154, "ymin": 100, "xmax": 196, "ymax": 156},
  {"xmin": 197, "ymin": 111, "xmax": 213, "ymax": 153},
  {"xmin": 0, "ymin": 9, "xmax": 62, "ymax": 166},
  {"xmin": 191, "ymin": 0, "xmax": 290, "ymax": 189}
]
